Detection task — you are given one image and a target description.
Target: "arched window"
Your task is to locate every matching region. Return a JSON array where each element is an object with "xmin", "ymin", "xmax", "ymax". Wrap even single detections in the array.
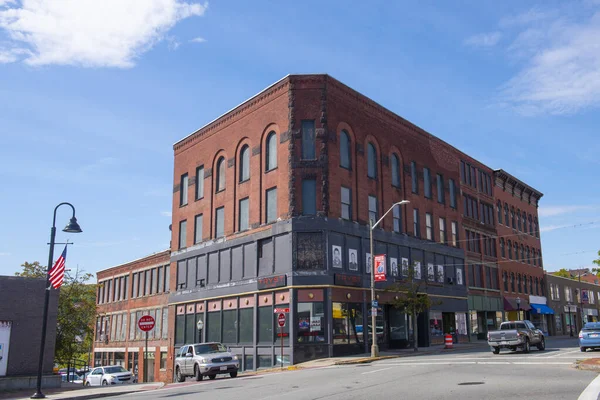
[
  {"xmin": 504, "ymin": 204, "xmax": 509, "ymax": 226},
  {"xmin": 520, "ymin": 244, "xmax": 525, "ymax": 262},
  {"xmin": 497, "ymin": 201, "xmax": 503, "ymax": 225},
  {"xmin": 511, "ymin": 273, "xmax": 515, "ymax": 292},
  {"xmin": 500, "ymin": 238, "xmax": 505, "ymax": 258},
  {"xmin": 532, "ymin": 249, "xmax": 537, "ymax": 266},
  {"xmin": 523, "ymin": 275, "xmax": 528, "ymax": 293},
  {"xmin": 526, "ymin": 247, "xmax": 530, "ymax": 264},
  {"xmin": 522, "ymin": 213, "xmax": 527, "ymax": 233},
  {"xmin": 529, "ymin": 276, "xmax": 533, "ymax": 294},
  {"xmin": 340, "ymin": 130, "xmax": 351, "ymax": 169},
  {"xmin": 367, "ymin": 142, "xmax": 377, "ymax": 179},
  {"xmin": 535, "ymin": 277, "xmax": 539, "ymax": 295},
  {"xmin": 528, "ymin": 215, "xmax": 533, "ymax": 235},
  {"xmin": 266, "ymin": 131, "xmax": 277, "ymax": 171},
  {"xmin": 517, "ymin": 210, "xmax": 522, "ymax": 231},
  {"xmin": 216, "ymin": 156, "xmax": 226, "ymax": 192},
  {"xmin": 534, "ymin": 217, "xmax": 539, "ymax": 238},
  {"xmin": 539, "ymin": 278, "xmax": 545, "ymax": 296},
  {"xmin": 391, "ymin": 154, "xmax": 400, "ymax": 187},
  {"xmin": 503, "ymin": 272, "xmax": 508, "ymax": 291},
  {"xmin": 239, "ymin": 145, "xmax": 250, "ymax": 182},
  {"xmin": 517, "ymin": 274, "xmax": 522, "ymax": 292},
  {"xmin": 507, "ymin": 240, "xmax": 513, "ymax": 259},
  {"xmin": 514, "ymin": 242, "xmax": 518, "ymax": 261},
  {"xmin": 511, "ymin": 207, "xmax": 516, "ymax": 228}
]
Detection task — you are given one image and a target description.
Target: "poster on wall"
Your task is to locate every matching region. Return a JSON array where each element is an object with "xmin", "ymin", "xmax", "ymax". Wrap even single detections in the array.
[
  {"xmin": 437, "ymin": 265, "xmax": 444, "ymax": 283},
  {"xmin": 332, "ymin": 245, "xmax": 342, "ymax": 269},
  {"xmin": 310, "ymin": 317, "xmax": 321, "ymax": 332},
  {"xmin": 401, "ymin": 258, "xmax": 409, "ymax": 277},
  {"xmin": 390, "ymin": 257, "xmax": 398, "ymax": 277},
  {"xmin": 427, "ymin": 263, "xmax": 435, "ymax": 281},
  {"xmin": 414, "ymin": 261, "xmax": 422, "ymax": 280},
  {"xmin": 456, "ymin": 268, "xmax": 463, "ymax": 285},
  {"xmin": 348, "ymin": 249, "xmax": 358, "ymax": 271},
  {"xmin": 0, "ymin": 321, "xmax": 11, "ymax": 377}
]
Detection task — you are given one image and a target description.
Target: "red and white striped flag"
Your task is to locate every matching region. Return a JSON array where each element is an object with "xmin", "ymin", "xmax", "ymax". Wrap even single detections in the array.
[{"xmin": 49, "ymin": 245, "xmax": 68, "ymax": 289}]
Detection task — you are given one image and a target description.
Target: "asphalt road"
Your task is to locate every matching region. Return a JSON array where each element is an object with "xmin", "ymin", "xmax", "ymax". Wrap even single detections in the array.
[{"xmin": 120, "ymin": 338, "xmax": 599, "ymax": 400}]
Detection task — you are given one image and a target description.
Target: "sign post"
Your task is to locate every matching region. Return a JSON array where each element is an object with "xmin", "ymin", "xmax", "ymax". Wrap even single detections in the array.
[
  {"xmin": 138, "ymin": 315, "xmax": 155, "ymax": 383},
  {"xmin": 277, "ymin": 313, "xmax": 286, "ymax": 369}
]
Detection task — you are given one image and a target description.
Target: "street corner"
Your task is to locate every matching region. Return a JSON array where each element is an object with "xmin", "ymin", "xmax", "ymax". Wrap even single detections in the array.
[{"xmin": 575, "ymin": 357, "xmax": 600, "ymax": 372}]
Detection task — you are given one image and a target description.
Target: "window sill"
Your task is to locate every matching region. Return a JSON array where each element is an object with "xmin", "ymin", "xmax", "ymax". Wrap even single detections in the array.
[
  {"xmin": 195, "ymin": 196, "xmax": 204, "ymax": 202},
  {"xmin": 239, "ymin": 178, "xmax": 250, "ymax": 184},
  {"xmin": 179, "ymin": 203, "xmax": 187, "ymax": 208},
  {"xmin": 265, "ymin": 167, "xmax": 278, "ymax": 174},
  {"xmin": 216, "ymin": 189, "xmax": 226, "ymax": 194},
  {"xmin": 340, "ymin": 165, "xmax": 352, "ymax": 171}
]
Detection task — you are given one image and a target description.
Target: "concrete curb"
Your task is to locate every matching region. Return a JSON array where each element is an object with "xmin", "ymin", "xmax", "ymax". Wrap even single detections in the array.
[{"xmin": 1, "ymin": 383, "xmax": 165, "ymax": 400}]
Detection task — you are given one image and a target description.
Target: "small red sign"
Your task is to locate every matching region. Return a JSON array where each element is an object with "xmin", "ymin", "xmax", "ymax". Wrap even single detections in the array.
[
  {"xmin": 274, "ymin": 308, "xmax": 290, "ymax": 313},
  {"xmin": 277, "ymin": 313, "xmax": 286, "ymax": 328},
  {"xmin": 138, "ymin": 315, "xmax": 155, "ymax": 332},
  {"xmin": 374, "ymin": 254, "xmax": 387, "ymax": 282}
]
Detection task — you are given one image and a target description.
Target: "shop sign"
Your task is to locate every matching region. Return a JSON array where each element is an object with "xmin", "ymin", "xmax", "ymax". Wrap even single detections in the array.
[
  {"xmin": 374, "ymin": 255, "xmax": 386, "ymax": 282},
  {"xmin": 257, "ymin": 274, "xmax": 287, "ymax": 290},
  {"xmin": 310, "ymin": 317, "xmax": 321, "ymax": 332},
  {"xmin": 334, "ymin": 273, "xmax": 362, "ymax": 287}
]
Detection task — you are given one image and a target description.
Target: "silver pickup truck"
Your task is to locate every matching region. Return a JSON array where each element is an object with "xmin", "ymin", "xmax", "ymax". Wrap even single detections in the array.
[
  {"xmin": 487, "ymin": 320, "xmax": 545, "ymax": 354},
  {"xmin": 175, "ymin": 342, "xmax": 239, "ymax": 382}
]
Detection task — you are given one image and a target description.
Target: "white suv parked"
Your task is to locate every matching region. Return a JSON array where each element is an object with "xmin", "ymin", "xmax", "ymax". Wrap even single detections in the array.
[{"xmin": 175, "ymin": 342, "xmax": 239, "ymax": 382}]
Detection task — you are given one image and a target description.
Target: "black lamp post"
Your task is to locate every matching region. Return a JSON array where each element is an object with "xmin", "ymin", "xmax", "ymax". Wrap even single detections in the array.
[
  {"xmin": 31, "ymin": 203, "xmax": 82, "ymax": 399},
  {"xmin": 516, "ymin": 297, "xmax": 521, "ymax": 320},
  {"xmin": 197, "ymin": 319, "xmax": 204, "ymax": 343},
  {"xmin": 568, "ymin": 301, "xmax": 573, "ymax": 337}
]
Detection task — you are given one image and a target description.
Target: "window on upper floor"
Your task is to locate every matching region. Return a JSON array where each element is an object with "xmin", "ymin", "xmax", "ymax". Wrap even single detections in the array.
[
  {"xmin": 437, "ymin": 174, "xmax": 445, "ymax": 204},
  {"xmin": 507, "ymin": 240, "xmax": 513, "ymax": 259},
  {"xmin": 302, "ymin": 179, "xmax": 317, "ymax": 215},
  {"xmin": 522, "ymin": 213, "xmax": 527, "ymax": 233},
  {"xmin": 368, "ymin": 195, "xmax": 378, "ymax": 224},
  {"xmin": 500, "ymin": 238, "xmax": 505, "ymax": 258},
  {"xmin": 517, "ymin": 210, "xmax": 522, "ymax": 231},
  {"xmin": 195, "ymin": 166, "xmax": 204, "ymax": 200},
  {"xmin": 180, "ymin": 173, "xmax": 188, "ymax": 206},
  {"xmin": 393, "ymin": 205, "xmax": 401, "ymax": 233},
  {"xmin": 439, "ymin": 218, "xmax": 446, "ymax": 244},
  {"xmin": 424, "ymin": 168, "xmax": 432, "ymax": 198},
  {"xmin": 528, "ymin": 215, "xmax": 533, "ymax": 235},
  {"xmin": 425, "ymin": 213, "xmax": 433, "ymax": 240},
  {"xmin": 341, "ymin": 187, "xmax": 352, "ymax": 220},
  {"xmin": 215, "ymin": 207, "xmax": 225, "ymax": 238},
  {"xmin": 179, "ymin": 220, "xmax": 187, "ymax": 249},
  {"xmin": 340, "ymin": 130, "xmax": 351, "ymax": 169},
  {"xmin": 411, "ymin": 161, "xmax": 418, "ymax": 194},
  {"xmin": 216, "ymin": 157, "xmax": 226, "ymax": 192},
  {"xmin": 514, "ymin": 242, "xmax": 518, "ymax": 261},
  {"xmin": 239, "ymin": 198, "xmax": 249, "ymax": 231},
  {"xmin": 451, "ymin": 221, "xmax": 458, "ymax": 247},
  {"xmin": 302, "ymin": 120, "xmax": 316, "ymax": 160},
  {"xmin": 534, "ymin": 217, "xmax": 539, "ymax": 238},
  {"xmin": 497, "ymin": 201, "xmax": 502, "ymax": 224},
  {"xmin": 391, "ymin": 154, "xmax": 401, "ymax": 187},
  {"xmin": 449, "ymin": 179, "xmax": 456, "ymax": 208},
  {"xmin": 520, "ymin": 244, "xmax": 525, "ymax": 262},
  {"xmin": 503, "ymin": 272, "xmax": 508, "ymax": 292},
  {"xmin": 511, "ymin": 207, "xmax": 516, "ymax": 229},
  {"xmin": 266, "ymin": 131, "xmax": 277, "ymax": 171},
  {"xmin": 413, "ymin": 209, "xmax": 420, "ymax": 238},
  {"xmin": 504, "ymin": 204, "xmax": 509, "ymax": 226},
  {"xmin": 266, "ymin": 187, "xmax": 277, "ymax": 223},
  {"xmin": 526, "ymin": 247, "xmax": 530, "ymax": 264},
  {"xmin": 510, "ymin": 273, "xmax": 515, "ymax": 292},
  {"xmin": 239, "ymin": 145, "xmax": 250, "ymax": 182},
  {"xmin": 194, "ymin": 214, "xmax": 203, "ymax": 244},
  {"xmin": 367, "ymin": 143, "xmax": 377, "ymax": 179}
]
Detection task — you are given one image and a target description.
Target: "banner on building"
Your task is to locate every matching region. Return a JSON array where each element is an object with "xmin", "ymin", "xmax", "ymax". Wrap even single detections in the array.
[
  {"xmin": 374, "ymin": 255, "xmax": 386, "ymax": 282},
  {"xmin": 582, "ymin": 289, "xmax": 590, "ymax": 304},
  {"xmin": 0, "ymin": 321, "xmax": 12, "ymax": 377}
]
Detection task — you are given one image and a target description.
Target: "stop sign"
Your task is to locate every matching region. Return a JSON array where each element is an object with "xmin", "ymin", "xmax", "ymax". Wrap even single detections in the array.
[
  {"xmin": 277, "ymin": 313, "xmax": 286, "ymax": 328},
  {"xmin": 138, "ymin": 315, "xmax": 155, "ymax": 332}
]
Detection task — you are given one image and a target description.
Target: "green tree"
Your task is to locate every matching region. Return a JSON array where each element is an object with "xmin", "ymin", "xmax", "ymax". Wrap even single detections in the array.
[
  {"xmin": 386, "ymin": 261, "xmax": 440, "ymax": 352},
  {"xmin": 15, "ymin": 261, "xmax": 97, "ymax": 367},
  {"xmin": 591, "ymin": 251, "xmax": 600, "ymax": 276},
  {"xmin": 553, "ymin": 268, "xmax": 572, "ymax": 279}
]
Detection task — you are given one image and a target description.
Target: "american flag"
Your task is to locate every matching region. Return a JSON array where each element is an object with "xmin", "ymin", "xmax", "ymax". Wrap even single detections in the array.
[{"xmin": 49, "ymin": 245, "xmax": 68, "ymax": 289}]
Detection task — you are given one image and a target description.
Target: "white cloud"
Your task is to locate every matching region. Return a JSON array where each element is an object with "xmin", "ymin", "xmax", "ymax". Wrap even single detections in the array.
[
  {"xmin": 499, "ymin": 8, "xmax": 556, "ymax": 28},
  {"xmin": 190, "ymin": 36, "xmax": 206, "ymax": 43},
  {"xmin": 0, "ymin": 0, "xmax": 208, "ymax": 67},
  {"xmin": 0, "ymin": 252, "xmax": 10, "ymax": 256},
  {"xmin": 538, "ymin": 205, "xmax": 597, "ymax": 217},
  {"xmin": 161, "ymin": 211, "xmax": 172, "ymax": 217},
  {"xmin": 495, "ymin": 9, "xmax": 600, "ymax": 115},
  {"xmin": 166, "ymin": 35, "xmax": 181, "ymax": 51},
  {"xmin": 464, "ymin": 32, "xmax": 502, "ymax": 47}
]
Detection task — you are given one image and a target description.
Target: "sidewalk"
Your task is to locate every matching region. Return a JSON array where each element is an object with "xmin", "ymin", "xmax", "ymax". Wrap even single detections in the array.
[{"xmin": 0, "ymin": 382, "xmax": 164, "ymax": 400}]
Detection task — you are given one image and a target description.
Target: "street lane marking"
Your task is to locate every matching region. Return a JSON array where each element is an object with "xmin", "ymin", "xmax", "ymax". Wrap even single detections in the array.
[
  {"xmin": 379, "ymin": 361, "xmax": 571, "ymax": 366},
  {"xmin": 579, "ymin": 373, "xmax": 600, "ymax": 400},
  {"xmin": 361, "ymin": 367, "xmax": 395, "ymax": 375}
]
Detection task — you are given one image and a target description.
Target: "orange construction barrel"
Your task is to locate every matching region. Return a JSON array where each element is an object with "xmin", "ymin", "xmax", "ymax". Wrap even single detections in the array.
[{"xmin": 444, "ymin": 333, "xmax": 453, "ymax": 349}]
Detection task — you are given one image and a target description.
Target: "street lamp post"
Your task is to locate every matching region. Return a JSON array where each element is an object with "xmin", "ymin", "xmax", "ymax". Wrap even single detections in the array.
[
  {"xmin": 568, "ymin": 301, "xmax": 573, "ymax": 337},
  {"xmin": 31, "ymin": 203, "xmax": 82, "ymax": 399},
  {"xmin": 369, "ymin": 200, "xmax": 409, "ymax": 358},
  {"xmin": 516, "ymin": 297, "xmax": 521, "ymax": 320},
  {"xmin": 197, "ymin": 319, "xmax": 204, "ymax": 343}
]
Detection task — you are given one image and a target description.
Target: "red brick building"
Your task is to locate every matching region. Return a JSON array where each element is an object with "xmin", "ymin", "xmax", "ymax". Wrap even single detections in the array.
[
  {"xmin": 494, "ymin": 170, "xmax": 545, "ymax": 329},
  {"xmin": 93, "ymin": 250, "xmax": 171, "ymax": 383}
]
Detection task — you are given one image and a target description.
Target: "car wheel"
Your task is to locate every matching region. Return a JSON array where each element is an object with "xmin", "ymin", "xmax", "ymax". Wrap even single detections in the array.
[
  {"xmin": 581, "ymin": 347, "xmax": 587, "ymax": 352},
  {"xmin": 537, "ymin": 337, "xmax": 545, "ymax": 351},
  {"xmin": 230, "ymin": 371, "xmax": 238, "ymax": 378},
  {"xmin": 492, "ymin": 347, "xmax": 500, "ymax": 355},
  {"xmin": 208, "ymin": 374, "xmax": 216, "ymax": 380},
  {"xmin": 194, "ymin": 365, "xmax": 203, "ymax": 381},
  {"xmin": 102, "ymin": 380, "xmax": 108, "ymax": 386},
  {"xmin": 85, "ymin": 381, "xmax": 91, "ymax": 387},
  {"xmin": 175, "ymin": 367, "xmax": 185, "ymax": 383},
  {"xmin": 523, "ymin": 338, "xmax": 530, "ymax": 353}
]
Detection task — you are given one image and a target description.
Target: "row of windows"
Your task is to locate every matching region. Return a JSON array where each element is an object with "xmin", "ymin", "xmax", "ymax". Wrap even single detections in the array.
[
  {"xmin": 95, "ymin": 308, "xmax": 169, "ymax": 342},
  {"xmin": 469, "ymin": 264, "xmax": 499, "ymax": 289},
  {"xmin": 460, "ymin": 161, "xmax": 492, "ymax": 196},
  {"xmin": 502, "ymin": 272, "xmax": 543, "ymax": 296},
  {"xmin": 97, "ymin": 275, "xmax": 129, "ymax": 304},
  {"xmin": 550, "ymin": 284, "xmax": 599, "ymax": 304},
  {"xmin": 499, "ymin": 238, "xmax": 543, "ymax": 267},
  {"xmin": 409, "ymin": 162, "xmax": 457, "ymax": 207},
  {"xmin": 97, "ymin": 266, "xmax": 171, "ymax": 305},
  {"xmin": 462, "ymin": 195, "xmax": 495, "ymax": 227},
  {"xmin": 496, "ymin": 201, "xmax": 539, "ymax": 238},
  {"xmin": 415, "ymin": 210, "xmax": 459, "ymax": 247}
]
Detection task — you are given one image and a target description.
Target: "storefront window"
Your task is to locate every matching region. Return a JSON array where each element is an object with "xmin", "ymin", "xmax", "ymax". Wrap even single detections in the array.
[
  {"xmin": 555, "ymin": 315, "xmax": 563, "ymax": 333},
  {"xmin": 389, "ymin": 308, "xmax": 408, "ymax": 341},
  {"xmin": 175, "ymin": 314, "xmax": 185, "ymax": 345},
  {"xmin": 332, "ymin": 302, "xmax": 363, "ymax": 345},
  {"xmin": 469, "ymin": 311, "xmax": 478, "ymax": 335},
  {"xmin": 207, "ymin": 311, "xmax": 221, "ymax": 343},
  {"xmin": 186, "ymin": 313, "xmax": 196, "ymax": 344},
  {"xmin": 258, "ymin": 306, "xmax": 273, "ymax": 343},
  {"xmin": 222, "ymin": 310, "xmax": 237, "ymax": 344},
  {"xmin": 455, "ymin": 313, "xmax": 468, "ymax": 335},
  {"xmin": 244, "ymin": 355, "xmax": 254, "ymax": 371},
  {"xmin": 430, "ymin": 311, "xmax": 443, "ymax": 341},
  {"xmin": 239, "ymin": 308, "xmax": 254, "ymax": 344},
  {"xmin": 114, "ymin": 352, "xmax": 125, "ymax": 367},
  {"xmin": 160, "ymin": 352, "xmax": 167, "ymax": 369},
  {"xmin": 297, "ymin": 302, "xmax": 326, "ymax": 343}
]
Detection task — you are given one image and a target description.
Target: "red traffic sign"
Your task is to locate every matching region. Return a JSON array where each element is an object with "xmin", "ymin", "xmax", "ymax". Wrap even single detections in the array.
[
  {"xmin": 138, "ymin": 315, "xmax": 155, "ymax": 332},
  {"xmin": 277, "ymin": 313, "xmax": 286, "ymax": 328},
  {"xmin": 274, "ymin": 308, "xmax": 290, "ymax": 313}
]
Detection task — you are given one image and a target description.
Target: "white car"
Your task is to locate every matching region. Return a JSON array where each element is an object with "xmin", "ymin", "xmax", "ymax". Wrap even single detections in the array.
[{"xmin": 85, "ymin": 365, "xmax": 133, "ymax": 386}]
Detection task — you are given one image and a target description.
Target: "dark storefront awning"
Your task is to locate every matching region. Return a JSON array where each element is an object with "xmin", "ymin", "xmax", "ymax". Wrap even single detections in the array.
[
  {"xmin": 530, "ymin": 303, "xmax": 554, "ymax": 315},
  {"xmin": 503, "ymin": 297, "xmax": 531, "ymax": 311}
]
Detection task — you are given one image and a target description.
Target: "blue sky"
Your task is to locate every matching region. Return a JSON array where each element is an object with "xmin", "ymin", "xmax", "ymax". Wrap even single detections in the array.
[{"xmin": 1, "ymin": 0, "xmax": 599, "ymax": 279}]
